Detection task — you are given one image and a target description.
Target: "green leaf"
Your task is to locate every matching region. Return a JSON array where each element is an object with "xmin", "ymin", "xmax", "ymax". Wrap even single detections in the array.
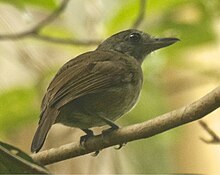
[{"xmin": 0, "ymin": 141, "xmax": 48, "ymax": 174}]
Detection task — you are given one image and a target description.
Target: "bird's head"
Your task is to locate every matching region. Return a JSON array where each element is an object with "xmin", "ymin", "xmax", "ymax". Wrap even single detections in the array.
[{"xmin": 97, "ymin": 29, "xmax": 179, "ymax": 63}]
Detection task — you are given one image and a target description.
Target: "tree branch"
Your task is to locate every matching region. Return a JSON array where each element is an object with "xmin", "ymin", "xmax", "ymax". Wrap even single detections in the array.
[
  {"xmin": 132, "ymin": 0, "xmax": 147, "ymax": 29},
  {"xmin": 31, "ymin": 85, "xmax": 220, "ymax": 165}
]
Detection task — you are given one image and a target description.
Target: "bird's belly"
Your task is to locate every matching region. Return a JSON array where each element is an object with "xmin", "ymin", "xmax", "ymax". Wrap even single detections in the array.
[{"xmin": 56, "ymin": 82, "xmax": 142, "ymax": 129}]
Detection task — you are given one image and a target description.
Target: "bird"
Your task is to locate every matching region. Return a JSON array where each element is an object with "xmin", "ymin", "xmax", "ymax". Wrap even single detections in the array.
[{"xmin": 31, "ymin": 29, "xmax": 179, "ymax": 153}]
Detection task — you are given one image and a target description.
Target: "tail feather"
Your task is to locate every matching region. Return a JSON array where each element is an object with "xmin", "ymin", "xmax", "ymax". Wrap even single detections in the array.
[{"xmin": 31, "ymin": 108, "xmax": 59, "ymax": 153}]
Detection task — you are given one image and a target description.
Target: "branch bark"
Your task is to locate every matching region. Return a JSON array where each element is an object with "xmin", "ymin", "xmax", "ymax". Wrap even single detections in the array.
[{"xmin": 31, "ymin": 85, "xmax": 220, "ymax": 165}]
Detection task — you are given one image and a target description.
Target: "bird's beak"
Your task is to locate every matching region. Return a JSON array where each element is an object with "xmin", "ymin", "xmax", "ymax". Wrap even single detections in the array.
[{"xmin": 145, "ymin": 37, "xmax": 180, "ymax": 51}]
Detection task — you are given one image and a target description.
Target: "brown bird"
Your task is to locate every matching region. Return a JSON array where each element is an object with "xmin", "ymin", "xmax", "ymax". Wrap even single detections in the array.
[{"xmin": 31, "ymin": 29, "xmax": 179, "ymax": 153}]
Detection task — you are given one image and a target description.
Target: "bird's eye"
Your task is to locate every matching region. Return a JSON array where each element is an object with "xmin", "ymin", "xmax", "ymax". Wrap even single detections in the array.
[{"xmin": 129, "ymin": 33, "xmax": 141, "ymax": 43}]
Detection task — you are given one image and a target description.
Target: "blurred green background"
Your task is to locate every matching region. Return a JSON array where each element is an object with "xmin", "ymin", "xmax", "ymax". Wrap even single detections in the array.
[{"xmin": 0, "ymin": 0, "xmax": 220, "ymax": 173}]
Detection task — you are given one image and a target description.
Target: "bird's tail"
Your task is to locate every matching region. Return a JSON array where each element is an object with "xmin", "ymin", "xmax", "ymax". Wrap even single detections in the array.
[{"xmin": 31, "ymin": 108, "xmax": 58, "ymax": 153}]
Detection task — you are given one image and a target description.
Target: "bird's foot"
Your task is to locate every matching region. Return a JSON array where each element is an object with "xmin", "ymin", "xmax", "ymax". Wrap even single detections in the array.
[
  {"xmin": 80, "ymin": 129, "xmax": 101, "ymax": 156},
  {"xmin": 114, "ymin": 142, "xmax": 127, "ymax": 150},
  {"xmin": 102, "ymin": 125, "xmax": 126, "ymax": 150},
  {"xmin": 91, "ymin": 150, "xmax": 100, "ymax": 157},
  {"xmin": 80, "ymin": 129, "xmax": 94, "ymax": 147},
  {"xmin": 102, "ymin": 124, "xmax": 119, "ymax": 135}
]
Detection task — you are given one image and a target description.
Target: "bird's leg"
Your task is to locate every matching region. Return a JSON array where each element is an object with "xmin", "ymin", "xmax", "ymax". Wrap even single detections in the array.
[
  {"xmin": 98, "ymin": 116, "xmax": 126, "ymax": 150},
  {"xmin": 98, "ymin": 116, "xmax": 119, "ymax": 132},
  {"xmin": 80, "ymin": 129, "xmax": 100, "ymax": 156},
  {"xmin": 80, "ymin": 128, "xmax": 94, "ymax": 146}
]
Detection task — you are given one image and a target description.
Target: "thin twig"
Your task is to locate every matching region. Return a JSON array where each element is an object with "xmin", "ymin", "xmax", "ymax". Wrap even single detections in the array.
[
  {"xmin": 132, "ymin": 0, "xmax": 147, "ymax": 29},
  {"xmin": 0, "ymin": 30, "xmax": 33, "ymax": 40},
  {"xmin": 0, "ymin": 0, "xmax": 69, "ymax": 39},
  {"xmin": 32, "ymin": 33, "xmax": 100, "ymax": 46},
  {"xmin": 199, "ymin": 120, "xmax": 220, "ymax": 144},
  {"xmin": 0, "ymin": 0, "xmax": 147, "ymax": 45},
  {"xmin": 32, "ymin": 0, "xmax": 70, "ymax": 33},
  {"xmin": 31, "ymin": 86, "xmax": 220, "ymax": 165},
  {"xmin": 0, "ymin": 0, "xmax": 100, "ymax": 46}
]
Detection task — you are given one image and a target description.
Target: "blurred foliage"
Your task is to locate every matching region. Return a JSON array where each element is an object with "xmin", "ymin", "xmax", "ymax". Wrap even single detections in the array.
[
  {"xmin": 0, "ymin": 0, "xmax": 57, "ymax": 10},
  {"xmin": 0, "ymin": 87, "xmax": 38, "ymax": 136},
  {"xmin": 0, "ymin": 0, "xmax": 219, "ymax": 173},
  {"xmin": 41, "ymin": 26, "xmax": 75, "ymax": 40},
  {"xmin": 105, "ymin": 0, "xmax": 142, "ymax": 33},
  {"xmin": 152, "ymin": 1, "xmax": 216, "ymax": 47}
]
